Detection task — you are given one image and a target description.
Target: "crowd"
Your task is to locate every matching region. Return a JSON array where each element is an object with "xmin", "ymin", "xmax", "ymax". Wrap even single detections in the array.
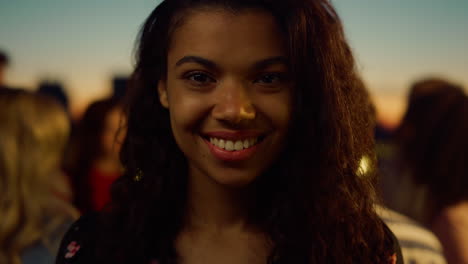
[{"xmin": 0, "ymin": 0, "xmax": 467, "ymax": 263}]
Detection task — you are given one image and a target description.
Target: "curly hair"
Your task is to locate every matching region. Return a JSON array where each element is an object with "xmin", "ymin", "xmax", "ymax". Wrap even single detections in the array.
[{"xmin": 97, "ymin": 0, "xmax": 391, "ymax": 263}]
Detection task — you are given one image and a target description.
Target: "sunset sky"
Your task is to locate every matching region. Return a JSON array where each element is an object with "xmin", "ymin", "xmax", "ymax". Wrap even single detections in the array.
[{"xmin": 1, "ymin": 0, "xmax": 467, "ymax": 126}]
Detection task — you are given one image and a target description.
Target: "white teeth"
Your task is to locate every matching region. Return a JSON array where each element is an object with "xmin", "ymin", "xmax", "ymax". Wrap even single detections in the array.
[
  {"xmin": 208, "ymin": 136, "xmax": 260, "ymax": 151},
  {"xmin": 225, "ymin": 140, "xmax": 234, "ymax": 151},
  {"xmin": 234, "ymin": 140, "xmax": 243, "ymax": 151}
]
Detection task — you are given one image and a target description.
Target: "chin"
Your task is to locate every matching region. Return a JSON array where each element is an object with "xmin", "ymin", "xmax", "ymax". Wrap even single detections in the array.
[{"xmin": 209, "ymin": 169, "xmax": 261, "ymax": 188}]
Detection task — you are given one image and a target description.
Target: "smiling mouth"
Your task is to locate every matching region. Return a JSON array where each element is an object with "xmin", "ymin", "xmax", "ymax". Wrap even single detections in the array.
[
  {"xmin": 207, "ymin": 136, "xmax": 261, "ymax": 151},
  {"xmin": 200, "ymin": 133, "xmax": 266, "ymax": 162},
  {"xmin": 200, "ymin": 131, "xmax": 266, "ymax": 150}
]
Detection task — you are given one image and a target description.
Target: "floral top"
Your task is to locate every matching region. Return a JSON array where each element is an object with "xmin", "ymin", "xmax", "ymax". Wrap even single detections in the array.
[{"xmin": 56, "ymin": 214, "xmax": 403, "ymax": 264}]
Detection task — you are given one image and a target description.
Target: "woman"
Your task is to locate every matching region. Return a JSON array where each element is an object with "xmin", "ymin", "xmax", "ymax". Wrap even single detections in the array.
[
  {"xmin": 391, "ymin": 78, "xmax": 468, "ymax": 263},
  {"xmin": 0, "ymin": 90, "xmax": 78, "ymax": 264},
  {"xmin": 57, "ymin": 0, "xmax": 401, "ymax": 263},
  {"xmin": 65, "ymin": 97, "xmax": 125, "ymax": 213}
]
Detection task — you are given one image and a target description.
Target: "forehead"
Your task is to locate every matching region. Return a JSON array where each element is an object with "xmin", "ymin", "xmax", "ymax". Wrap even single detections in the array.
[{"xmin": 168, "ymin": 8, "xmax": 286, "ymax": 66}]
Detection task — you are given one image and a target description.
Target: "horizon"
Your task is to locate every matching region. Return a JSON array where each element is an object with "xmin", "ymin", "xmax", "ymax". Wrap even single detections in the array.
[{"xmin": 1, "ymin": 0, "xmax": 467, "ymax": 126}]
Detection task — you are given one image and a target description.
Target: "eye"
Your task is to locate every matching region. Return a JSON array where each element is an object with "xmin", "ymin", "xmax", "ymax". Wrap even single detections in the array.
[
  {"xmin": 254, "ymin": 73, "xmax": 283, "ymax": 84},
  {"xmin": 185, "ymin": 72, "xmax": 216, "ymax": 85}
]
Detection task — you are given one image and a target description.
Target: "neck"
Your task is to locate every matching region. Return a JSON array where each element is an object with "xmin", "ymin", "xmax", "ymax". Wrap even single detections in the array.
[{"xmin": 185, "ymin": 167, "xmax": 254, "ymax": 233}]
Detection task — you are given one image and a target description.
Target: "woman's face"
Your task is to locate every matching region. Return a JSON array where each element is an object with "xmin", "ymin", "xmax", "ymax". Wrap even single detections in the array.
[
  {"xmin": 101, "ymin": 106, "xmax": 126, "ymax": 159},
  {"xmin": 158, "ymin": 8, "xmax": 293, "ymax": 187}
]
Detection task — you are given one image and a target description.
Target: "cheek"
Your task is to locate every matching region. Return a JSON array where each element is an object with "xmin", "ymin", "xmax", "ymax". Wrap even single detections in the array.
[
  {"xmin": 256, "ymin": 93, "xmax": 292, "ymax": 131},
  {"xmin": 168, "ymin": 107, "xmax": 211, "ymax": 163},
  {"xmin": 167, "ymin": 91, "xmax": 210, "ymax": 145},
  {"xmin": 100, "ymin": 132, "xmax": 114, "ymax": 153},
  {"xmin": 274, "ymin": 104, "xmax": 292, "ymax": 131}
]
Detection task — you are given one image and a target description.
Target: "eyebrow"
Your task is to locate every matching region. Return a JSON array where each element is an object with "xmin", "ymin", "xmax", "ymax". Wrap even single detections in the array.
[
  {"xmin": 175, "ymin": 56, "xmax": 218, "ymax": 70},
  {"xmin": 175, "ymin": 55, "xmax": 289, "ymax": 71}
]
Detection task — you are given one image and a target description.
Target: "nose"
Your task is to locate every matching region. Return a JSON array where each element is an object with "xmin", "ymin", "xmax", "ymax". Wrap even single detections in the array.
[{"xmin": 212, "ymin": 82, "xmax": 256, "ymax": 124}]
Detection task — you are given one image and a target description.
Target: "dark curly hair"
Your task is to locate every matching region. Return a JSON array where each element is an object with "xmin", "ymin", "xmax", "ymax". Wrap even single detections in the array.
[{"xmin": 97, "ymin": 0, "xmax": 392, "ymax": 263}]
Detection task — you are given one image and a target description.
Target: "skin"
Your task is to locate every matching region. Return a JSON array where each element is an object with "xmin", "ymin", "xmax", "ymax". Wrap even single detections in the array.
[
  {"xmin": 0, "ymin": 64, "xmax": 5, "ymax": 87},
  {"xmin": 96, "ymin": 106, "xmax": 125, "ymax": 174},
  {"xmin": 431, "ymin": 201, "xmax": 468, "ymax": 263},
  {"xmin": 157, "ymin": 8, "xmax": 293, "ymax": 264}
]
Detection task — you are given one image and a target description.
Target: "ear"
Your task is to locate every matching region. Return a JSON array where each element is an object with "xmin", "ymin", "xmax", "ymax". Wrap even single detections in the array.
[{"xmin": 157, "ymin": 79, "xmax": 169, "ymax": 109}]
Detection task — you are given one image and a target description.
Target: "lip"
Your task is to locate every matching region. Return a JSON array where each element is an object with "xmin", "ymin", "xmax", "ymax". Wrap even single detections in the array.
[
  {"xmin": 202, "ymin": 130, "xmax": 264, "ymax": 140},
  {"xmin": 201, "ymin": 131, "xmax": 265, "ymax": 162}
]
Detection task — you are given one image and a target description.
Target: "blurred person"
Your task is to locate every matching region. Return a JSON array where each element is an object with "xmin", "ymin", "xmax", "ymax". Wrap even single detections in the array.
[
  {"xmin": 390, "ymin": 78, "xmax": 468, "ymax": 263},
  {"xmin": 37, "ymin": 81, "xmax": 70, "ymax": 115},
  {"xmin": 112, "ymin": 76, "xmax": 129, "ymax": 99},
  {"xmin": 356, "ymin": 77, "xmax": 446, "ymax": 264},
  {"xmin": 56, "ymin": 1, "xmax": 402, "ymax": 263},
  {"xmin": 376, "ymin": 205, "xmax": 447, "ymax": 264},
  {"xmin": 66, "ymin": 97, "xmax": 125, "ymax": 213},
  {"xmin": 376, "ymin": 140, "xmax": 447, "ymax": 264},
  {"xmin": 0, "ymin": 90, "xmax": 78, "ymax": 264},
  {"xmin": 0, "ymin": 50, "xmax": 9, "ymax": 89}
]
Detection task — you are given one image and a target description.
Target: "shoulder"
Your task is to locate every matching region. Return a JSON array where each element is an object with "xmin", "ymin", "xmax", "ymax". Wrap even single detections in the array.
[
  {"xmin": 432, "ymin": 202, "xmax": 468, "ymax": 263},
  {"xmin": 378, "ymin": 205, "xmax": 444, "ymax": 249},
  {"xmin": 433, "ymin": 203, "xmax": 468, "ymax": 239},
  {"xmin": 377, "ymin": 205, "xmax": 447, "ymax": 264},
  {"xmin": 435, "ymin": 202, "xmax": 468, "ymax": 227},
  {"xmin": 55, "ymin": 213, "xmax": 98, "ymax": 264},
  {"xmin": 381, "ymin": 219, "xmax": 404, "ymax": 264}
]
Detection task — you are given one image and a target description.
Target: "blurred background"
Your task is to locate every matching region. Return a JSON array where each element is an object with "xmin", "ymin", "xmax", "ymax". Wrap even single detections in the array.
[{"xmin": 1, "ymin": 0, "xmax": 467, "ymax": 126}]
